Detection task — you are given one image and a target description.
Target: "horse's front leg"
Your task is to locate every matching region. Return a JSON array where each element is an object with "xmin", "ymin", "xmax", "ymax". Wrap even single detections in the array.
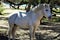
[
  {"xmin": 29, "ymin": 26, "xmax": 35, "ymax": 40},
  {"xmin": 29, "ymin": 25, "xmax": 39, "ymax": 40}
]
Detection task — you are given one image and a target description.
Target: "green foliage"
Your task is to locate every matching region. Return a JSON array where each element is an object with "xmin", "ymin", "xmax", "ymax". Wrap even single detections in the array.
[
  {"xmin": 0, "ymin": 4, "xmax": 5, "ymax": 15},
  {"xmin": 52, "ymin": 8, "xmax": 60, "ymax": 13},
  {"xmin": 52, "ymin": 16, "xmax": 60, "ymax": 22},
  {"xmin": 42, "ymin": 16, "xmax": 60, "ymax": 23}
]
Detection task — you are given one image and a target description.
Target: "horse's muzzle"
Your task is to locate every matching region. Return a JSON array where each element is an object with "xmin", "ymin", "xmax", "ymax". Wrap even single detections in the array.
[{"xmin": 48, "ymin": 16, "xmax": 51, "ymax": 19}]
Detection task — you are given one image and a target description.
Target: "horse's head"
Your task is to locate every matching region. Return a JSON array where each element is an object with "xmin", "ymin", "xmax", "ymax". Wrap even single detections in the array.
[{"xmin": 42, "ymin": 3, "xmax": 52, "ymax": 20}]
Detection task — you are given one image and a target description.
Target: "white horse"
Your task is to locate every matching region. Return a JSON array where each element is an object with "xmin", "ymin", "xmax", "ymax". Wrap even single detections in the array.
[{"xmin": 8, "ymin": 3, "xmax": 52, "ymax": 40}]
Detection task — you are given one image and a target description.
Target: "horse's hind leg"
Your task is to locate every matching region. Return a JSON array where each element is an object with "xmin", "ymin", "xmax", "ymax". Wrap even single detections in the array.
[
  {"xmin": 8, "ymin": 24, "xmax": 17, "ymax": 40},
  {"xmin": 11, "ymin": 24, "xmax": 17, "ymax": 40},
  {"xmin": 8, "ymin": 24, "xmax": 14, "ymax": 40}
]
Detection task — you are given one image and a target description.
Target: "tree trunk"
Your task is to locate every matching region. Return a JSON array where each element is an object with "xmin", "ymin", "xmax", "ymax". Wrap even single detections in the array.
[
  {"xmin": 26, "ymin": 0, "xmax": 32, "ymax": 12},
  {"xmin": 26, "ymin": 0, "xmax": 38, "ymax": 12}
]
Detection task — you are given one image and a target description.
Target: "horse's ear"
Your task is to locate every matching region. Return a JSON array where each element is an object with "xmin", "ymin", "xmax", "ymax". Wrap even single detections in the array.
[
  {"xmin": 43, "ymin": 3, "xmax": 47, "ymax": 7},
  {"xmin": 43, "ymin": 3, "xmax": 50, "ymax": 6},
  {"xmin": 47, "ymin": 3, "xmax": 50, "ymax": 6},
  {"xmin": 43, "ymin": 4, "xmax": 46, "ymax": 6}
]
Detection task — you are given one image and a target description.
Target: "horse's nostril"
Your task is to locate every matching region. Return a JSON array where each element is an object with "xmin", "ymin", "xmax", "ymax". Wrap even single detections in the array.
[{"xmin": 48, "ymin": 16, "xmax": 51, "ymax": 19}]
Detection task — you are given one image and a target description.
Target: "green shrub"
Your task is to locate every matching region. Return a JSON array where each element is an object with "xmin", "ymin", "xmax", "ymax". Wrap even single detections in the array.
[{"xmin": 0, "ymin": 5, "xmax": 5, "ymax": 15}]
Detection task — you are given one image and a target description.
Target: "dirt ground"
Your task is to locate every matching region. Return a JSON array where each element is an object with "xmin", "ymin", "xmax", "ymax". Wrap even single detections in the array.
[{"xmin": 0, "ymin": 14, "xmax": 60, "ymax": 40}]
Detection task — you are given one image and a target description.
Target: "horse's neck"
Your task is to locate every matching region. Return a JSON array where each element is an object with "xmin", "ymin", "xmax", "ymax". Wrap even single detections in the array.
[
  {"xmin": 27, "ymin": 10, "xmax": 43, "ymax": 22},
  {"xmin": 27, "ymin": 11, "xmax": 34, "ymax": 17},
  {"xmin": 32, "ymin": 4, "xmax": 44, "ymax": 20},
  {"xmin": 35, "ymin": 11, "xmax": 43, "ymax": 21}
]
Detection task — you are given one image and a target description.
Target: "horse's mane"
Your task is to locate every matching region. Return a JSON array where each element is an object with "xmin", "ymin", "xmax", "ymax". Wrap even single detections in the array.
[
  {"xmin": 26, "ymin": 4, "xmax": 44, "ymax": 17},
  {"xmin": 31, "ymin": 4, "xmax": 43, "ymax": 13}
]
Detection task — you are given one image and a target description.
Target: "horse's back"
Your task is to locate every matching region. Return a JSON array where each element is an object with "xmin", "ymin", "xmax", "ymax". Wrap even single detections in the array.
[{"xmin": 8, "ymin": 12, "xmax": 28, "ymax": 24}]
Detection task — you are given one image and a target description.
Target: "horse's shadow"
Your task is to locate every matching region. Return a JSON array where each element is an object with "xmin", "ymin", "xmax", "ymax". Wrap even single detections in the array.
[
  {"xmin": 0, "ymin": 22, "xmax": 60, "ymax": 40},
  {"xmin": 40, "ymin": 22, "xmax": 60, "ymax": 33},
  {"xmin": 0, "ymin": 36, "xmax": 8, "ymax": 40},
  {"xmin": 35, "ymin": 33, "xmax": 46, "ymax": 40},
  {"xmin": 40, "ymin": 22, "xmax": 60, "ymax": 39},
  {"xmin": 0, "ymin": 36, "xmax": 20, "ymax": 40}
]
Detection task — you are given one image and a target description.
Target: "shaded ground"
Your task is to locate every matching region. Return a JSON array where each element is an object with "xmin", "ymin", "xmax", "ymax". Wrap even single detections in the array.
[{"xmin": 0, "ymin": 14, "xmax": 60, "ymax": 40}]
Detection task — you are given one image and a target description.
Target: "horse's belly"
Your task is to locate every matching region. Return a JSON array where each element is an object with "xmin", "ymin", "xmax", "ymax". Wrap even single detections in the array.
[
  {"xmin": 19, "ymin": 26, "xmax": 29, "ymax": 29},
  {"xmin": 17, "ymin": 24, "xmax": 29, "ymax": 30},
  {"xmin": 15, "ymin": 20, "xmax": 29, "ymax": 29}
]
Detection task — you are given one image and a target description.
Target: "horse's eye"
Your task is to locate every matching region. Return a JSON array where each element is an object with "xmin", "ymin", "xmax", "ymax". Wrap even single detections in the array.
[{"xmin": 46, "ymin": 10, "xmax": 48, "ymax": 11}]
